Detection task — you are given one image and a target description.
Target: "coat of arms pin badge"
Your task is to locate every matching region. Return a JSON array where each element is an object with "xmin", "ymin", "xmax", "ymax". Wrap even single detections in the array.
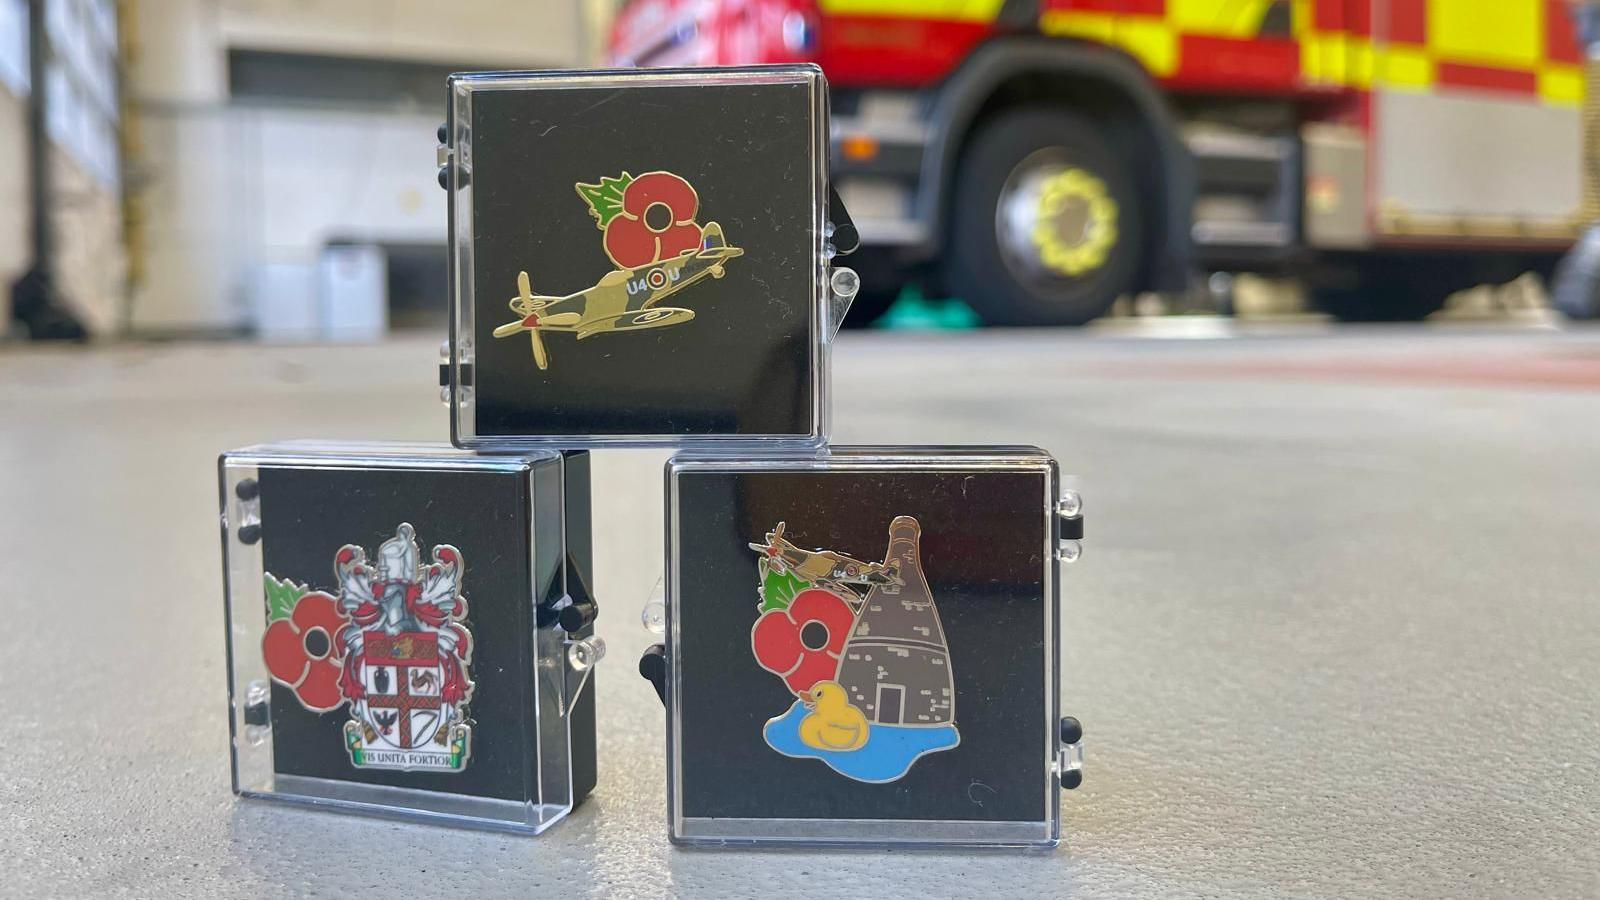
[{"xmin": 262, "ymin": 523, "xmax": 475, "ymax": 773}]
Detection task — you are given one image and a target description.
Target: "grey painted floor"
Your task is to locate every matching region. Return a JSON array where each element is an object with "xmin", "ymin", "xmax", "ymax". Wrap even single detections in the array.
[{"xmin": 3, "ymin": 325, "xmax": 1598, "ymax": 898}]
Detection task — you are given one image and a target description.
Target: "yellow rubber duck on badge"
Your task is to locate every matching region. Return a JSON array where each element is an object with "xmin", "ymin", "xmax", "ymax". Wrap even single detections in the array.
[{"xmin": 798, "ymin": 681, "xmax": 870, "ymax": 752}]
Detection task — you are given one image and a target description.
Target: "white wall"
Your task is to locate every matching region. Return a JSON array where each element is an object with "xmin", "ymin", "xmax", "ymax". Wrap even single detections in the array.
[
  {"xmin": 127, "ymin": 0, "xmax": 589, "ymax": 334},
  {"xmin": 131, "ymin": 102, "xmax": 448, "ymax": 333},
  {"xmin": 237, "ymin": 106, "xmax": 446, "ymax": 339},
  {"xmin": 129, "ymin": 106, "xmax": 237, "ymax": 331},
  {"xmin": 239, "ymin": 107, "xmax": 445, "ymax": 257},
  {"xmin": 216, "ymin": 0, "xmax": 586, "ymax": 67}
]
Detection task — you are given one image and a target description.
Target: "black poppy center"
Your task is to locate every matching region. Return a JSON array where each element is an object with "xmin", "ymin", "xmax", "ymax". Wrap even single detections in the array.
[
  {"xmin": 303, "ymin": 627, "xmax": 331, "ymax": 659},
  {"xmin": 800, "ymin": 621, "xmax": 830, "ymax": 651},
  {"xmin": 643, "ymin": 201, "xmax": 674, "ymax": 232}
]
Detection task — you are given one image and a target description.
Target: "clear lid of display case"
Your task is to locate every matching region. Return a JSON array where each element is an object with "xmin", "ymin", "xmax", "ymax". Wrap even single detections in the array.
[
  {"xmin": 223, "ymin": 440, "xmax": 558, "ymax": 470},
  {"xmin": 218, "ymin": 443, "xmax": 601, "ymax": 834},
  {"xmin": 658, "ymin": 446, "xmax": 1076, "ymax": 848},
  {"xmin": 443, "ymin": 65, "xmax": 850, "ymax": 449}
]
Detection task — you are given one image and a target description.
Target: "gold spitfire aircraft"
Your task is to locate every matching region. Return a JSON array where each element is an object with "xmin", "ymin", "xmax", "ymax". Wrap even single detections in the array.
[
  {"xmin": 493, "ymin": 222, "xmax": 743, "ymax": 370},
  {"xmin": 749, "ymin": 522, "xmax": 904, "ymax": 595}
]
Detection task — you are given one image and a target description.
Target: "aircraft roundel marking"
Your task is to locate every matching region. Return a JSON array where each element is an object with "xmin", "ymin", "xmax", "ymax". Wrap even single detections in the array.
[{"xmin": 647, "ymin": 268, "xmax": 667, "ymax": 289}]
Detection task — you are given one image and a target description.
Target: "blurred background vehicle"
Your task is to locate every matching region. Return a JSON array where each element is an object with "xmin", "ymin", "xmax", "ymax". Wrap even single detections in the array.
[
  {"xmin": 610, "ymin": 0, "xmax": 1591, "ymax": 327},
  {"xmin": 6, "ymin": 5, "xmax": 1600, "ymax": 895},
  {"xmin": 2, "ymin": 0, "xmax": 1597, "ymax": 339}
]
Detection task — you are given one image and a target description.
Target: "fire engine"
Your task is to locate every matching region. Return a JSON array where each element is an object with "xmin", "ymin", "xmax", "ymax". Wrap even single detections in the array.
[{"xmin": 608, "ymin": 1, "xmax": 1587, "ymax": 326}]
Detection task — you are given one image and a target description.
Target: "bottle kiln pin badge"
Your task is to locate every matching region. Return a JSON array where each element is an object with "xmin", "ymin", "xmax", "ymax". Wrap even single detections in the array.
[
  {"xmin": 659, "ymin": 448, "xmax": 1075, "ymax": 847},
  {"xmin": 749, "ymin": 516, "xmax": 960, "ymax": 783},
  {"xmin": 262, "ymin": 523, "xmax": 474, "ymax": 772},
  {"xmin": 492, "ymin": 170, "xmax": 743, "ymax": 371}
]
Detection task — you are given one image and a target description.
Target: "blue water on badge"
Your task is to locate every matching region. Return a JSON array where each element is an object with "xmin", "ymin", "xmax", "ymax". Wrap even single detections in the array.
[{"xmin": 763, "ymin": 701, "xmax": 961, "ymax": 783}]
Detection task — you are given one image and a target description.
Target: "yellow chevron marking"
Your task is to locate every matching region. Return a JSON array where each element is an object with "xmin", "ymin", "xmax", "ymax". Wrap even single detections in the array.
[{"xmin": 816, "ymin": 0, "xmax": 1008, "ymax": 21}]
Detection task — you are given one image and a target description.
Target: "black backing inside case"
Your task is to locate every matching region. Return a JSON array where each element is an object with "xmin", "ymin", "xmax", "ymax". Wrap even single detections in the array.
[
  {"xmin": 257, "ymin": 459, "xmax": 596, "ymax": 805},
  {"xmin": 466, "ymin": 75, "xmax": 818, "ymax": 438},
  {"xmin": 673, "ymin": 468, "xmax": 1049, "ymax": 823}
]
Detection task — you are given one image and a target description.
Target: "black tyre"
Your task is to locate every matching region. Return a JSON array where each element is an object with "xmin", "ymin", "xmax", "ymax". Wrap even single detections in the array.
[
  {"xmin": 945, "ymin": 106, "xmax": 1143, "ymax": 326},
  {"xmin": 1552, "ymin": 225, "xmax": 1600, "ymax": 319}
]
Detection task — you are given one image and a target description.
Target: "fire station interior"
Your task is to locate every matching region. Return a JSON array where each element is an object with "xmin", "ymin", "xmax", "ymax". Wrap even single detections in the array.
[{"xmin": 6, "ymin": 1, "xmax": 1600, "ymax": 896}]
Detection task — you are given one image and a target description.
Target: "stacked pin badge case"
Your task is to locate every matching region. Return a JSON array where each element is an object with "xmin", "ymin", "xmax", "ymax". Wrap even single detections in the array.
[
  {"xmin": 220, "ymin": 444, "xmax": 602, "ymax": 833},
  {"xmin": 443, "ymin": 65, "xmax": 840, "ymax": 448},
  {"xmin": 646, "ymin": 448, "xmax": 1085, "ymax": 848},
  {"xmin": 220, "ymin": 66, "xmax": 843, "ymax": 834}
]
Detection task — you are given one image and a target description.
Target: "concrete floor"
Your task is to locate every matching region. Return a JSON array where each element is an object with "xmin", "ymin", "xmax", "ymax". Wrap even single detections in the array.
[{"xmin": 3, "ymin": 325, "xmax": 1599, "ymax": 898}]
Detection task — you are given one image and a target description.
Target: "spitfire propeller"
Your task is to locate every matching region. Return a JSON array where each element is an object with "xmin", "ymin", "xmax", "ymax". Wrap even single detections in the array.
[
  {"xmin": 748, "ymin": 521, "xmax": 788, "ymax": 556},
  {"xmin": 491, "ymin": 270, "xmax": 583, "ymax": 371}
]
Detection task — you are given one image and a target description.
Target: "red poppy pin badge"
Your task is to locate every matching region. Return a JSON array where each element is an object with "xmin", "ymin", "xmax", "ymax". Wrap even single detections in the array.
[
  {"xmin": 748, "ymin": 517, "xmax": 962, "ymax": 783},
  {"xmin": 491, "ymin": 170, "xmax": 743, "ymax": 371},
  {"xmin": 262, "ymin": 523, "xmax": 474, "ymax": 773}
]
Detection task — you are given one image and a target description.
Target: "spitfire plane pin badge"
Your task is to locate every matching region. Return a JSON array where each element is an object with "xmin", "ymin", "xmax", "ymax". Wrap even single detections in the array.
[{"xmin": 493, "ymin": 170, "xmax": 743, "ymax": 371}]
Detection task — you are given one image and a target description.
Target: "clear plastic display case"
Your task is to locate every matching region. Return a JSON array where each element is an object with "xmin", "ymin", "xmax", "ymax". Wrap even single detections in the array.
[
  {"xmin": 443, "ymin": 65, "xmax": 849, "ymax": 449},
  {"xmin": 219, "ymin": 442, "xmax": 602, "ymax": 833},
  {"xmin": 652, "ymin": 447, "xmax": 1085, "ymax": 848}
]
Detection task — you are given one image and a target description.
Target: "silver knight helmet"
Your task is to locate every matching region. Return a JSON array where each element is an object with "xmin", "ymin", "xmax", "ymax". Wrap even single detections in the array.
[{"xmin": 376, "ymin": 523, "xmax": 421, "ymax": 583}]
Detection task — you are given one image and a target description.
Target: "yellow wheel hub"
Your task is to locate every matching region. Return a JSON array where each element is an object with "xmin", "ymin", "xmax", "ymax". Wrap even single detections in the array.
[{"xmin": 1029, "ymin": 168, "xmax": 1118, "ymax": 278}]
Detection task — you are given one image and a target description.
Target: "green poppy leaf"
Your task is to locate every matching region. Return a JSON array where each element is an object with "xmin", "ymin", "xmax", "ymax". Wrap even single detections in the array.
[
  {"xmin": 264, "ymin": 572, "xmax": 308, "ymax": 622},
  {"xmin": 575, "ymin": 172, "xmax": 634, "ymax": 229},
  {"xmin": 759, "ymin": 569, "xmax": 809, "ymax": 613}
]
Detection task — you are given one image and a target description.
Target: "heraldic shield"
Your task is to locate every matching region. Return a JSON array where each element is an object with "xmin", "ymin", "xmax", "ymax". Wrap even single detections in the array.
[{"xmin": 355, "ymin": 631, "xmax": 455, "ymax": 762}]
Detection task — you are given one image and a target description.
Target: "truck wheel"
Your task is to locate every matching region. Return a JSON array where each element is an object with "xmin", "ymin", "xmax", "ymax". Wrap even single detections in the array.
[{"xmin": 946, "ymin": 107, "xmax": 1142, "ymax": 326}]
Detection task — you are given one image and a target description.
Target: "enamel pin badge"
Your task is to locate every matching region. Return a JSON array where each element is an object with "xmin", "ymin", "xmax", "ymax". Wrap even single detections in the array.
[
  {"xmin": 749, "ymin": 516, "xmax": 960, "ymax": 783},
  {"xmin": 262, "ymin": 523, "xmax": 475, "ymax": 772},
  {"xmin": 493, "ymin": 170, "xmax": 743, "ymax": 371}
]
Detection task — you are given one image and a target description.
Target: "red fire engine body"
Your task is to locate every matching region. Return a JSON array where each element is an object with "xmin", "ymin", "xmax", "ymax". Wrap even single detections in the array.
[{"xmin": 609, "ymin": 1, "xmax": 1586, "ymax": 325}]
